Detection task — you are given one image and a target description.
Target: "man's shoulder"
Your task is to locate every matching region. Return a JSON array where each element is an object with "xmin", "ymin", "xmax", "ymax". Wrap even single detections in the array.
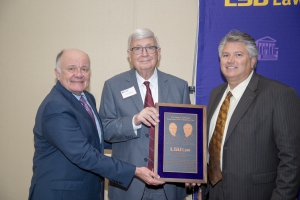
[
  {"xmin": 106, "ymin": 69, "xmax": 133, "ymax": 82},
  {"xmin": 158, "ymin": 70, "xmax": 187, "ymax": 84},
  {"xmin": 84, "ymin": 90, "xmax": 95, "ymax": 99},
  {"xmin": 35, "ymin": 86, "xmax": 69, "ymax": 118},
  {"xmin": 42, "ymin": 86, "xmax": 69, "ymax": 105},
  {"xmin": 211, "ymin": 82, "xmax": 227, "ymax": 92},
  {"xmin": 257, "ymin": 74, "xmax": 289, "ymax": 89},
  {"xmin": 41, "ymin": 86, "xmax": 62, "ymax": 103}
]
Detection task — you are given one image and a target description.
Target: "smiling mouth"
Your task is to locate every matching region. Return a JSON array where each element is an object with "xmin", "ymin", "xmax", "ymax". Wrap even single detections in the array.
[
  {"xmin": 139, "ymin": 59, "xmax": 151, "ymax": 62},
  {"xmin": 71, "ymin": 81, "xmax": 84, "ymax": 83},
  {"xmin": 226, "ymin": 66, "xmax": 237, "ymax": 69}
]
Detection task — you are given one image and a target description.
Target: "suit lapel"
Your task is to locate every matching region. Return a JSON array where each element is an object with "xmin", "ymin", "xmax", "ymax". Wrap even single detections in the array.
[
  {"xmin": 125, "ymin": 68, "xmax": 169, "ymax": 108},
  {"xmin": 224, "ymin": 73, "xmax": 259, "ymax": 143},
  {"xmin": 157, "ymin": 69, "xmax": 169, "ymax": 102},
  {"xmin": 55, "ymin": 82, "xmax": 101, "ymax": 144},
  {"xmin": 85, "ymin": 93, "xmax": 102, "ymax": 150},
  {"xmin": 208, "ymin": 84, "xmax": 227, "ymax": 131},
  {"xmin": 71, "ymin": 93, "xmax": 98, "ymax": 133},
  {"xmin": 85, "ymin": 93, "xmax": 100, "ymax": 124},
  {"xmin": 126, "ymin": 68, "xmax": 144, "ymax": 111},
  {"xmin": 55, "ymin": 81, "xmax": 88, "ymax": 117},
  {"xmin": 85, "ymin": 93, "xmax": 102, "ymax": 128}
]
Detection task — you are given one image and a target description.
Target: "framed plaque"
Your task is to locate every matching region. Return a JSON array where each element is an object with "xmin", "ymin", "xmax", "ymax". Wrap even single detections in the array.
[{"xmin": 154, "ymin": 103, "xmax": 207, "ymax": 183}]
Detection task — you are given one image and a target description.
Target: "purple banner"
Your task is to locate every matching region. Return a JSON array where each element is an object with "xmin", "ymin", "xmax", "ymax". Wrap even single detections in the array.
[
  {"xmin": 196, "ymin": 0, "xmax": 300, "ymax": 106},
  {"xmin": 196, "ymin": 0, "xmax": 300, "ymax": 199}
]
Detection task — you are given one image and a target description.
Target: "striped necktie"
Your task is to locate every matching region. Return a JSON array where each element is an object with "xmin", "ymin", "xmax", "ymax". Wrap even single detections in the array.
[
  {"xmin": 144, "ymin": 81, "xmax": 155, "ymax": 170},
  {"xmin": 79, "ymin": 95, "xmax": 96, "ymax": 126},
  {"xmin": 208, "ymin": 91, "xmax": 233, "ymax": 186}
]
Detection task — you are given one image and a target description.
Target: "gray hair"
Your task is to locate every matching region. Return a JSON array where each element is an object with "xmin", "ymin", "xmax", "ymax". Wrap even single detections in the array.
[
  {"xmin": 218, "ymin": 30, "xmax": 258, "ymax": 68},
  {"xmin": 127, "ymin": 28, "xmax": 160, "ymax": 50},
  {"xmin": 56, "ymin": 50, "xmax": 65, "ymax": 73}
]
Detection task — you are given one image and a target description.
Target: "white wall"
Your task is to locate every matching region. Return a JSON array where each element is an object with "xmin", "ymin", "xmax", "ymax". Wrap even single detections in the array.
[{"xmin": 0, "ymin": 0, "xmax": 198, "ymax": 199}]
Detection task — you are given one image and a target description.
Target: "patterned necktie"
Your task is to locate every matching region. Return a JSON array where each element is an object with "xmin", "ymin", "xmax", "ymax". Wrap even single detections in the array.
[
  {"xmin": 144, "ymin": 81, "xmax": 155, "ymax": 170},
  {"xmin": 79, "ymin": 95, "xmax": 96, "ymax": 126},
  {"xmin": 208, "ymin": 91, "xmax": 233, "ymax": 186}
]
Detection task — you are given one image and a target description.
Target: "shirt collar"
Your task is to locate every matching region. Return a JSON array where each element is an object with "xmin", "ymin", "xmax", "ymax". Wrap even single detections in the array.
[
  {"xmin": 136, "ymin": 68, "xmax": 158, "ymax": 89},
  {"xmin": 226, "ymin": 71, "xmax": 254, "ymax": 100},
  {"xmin": 72, "ymin": 92, "xmax": 85, "ymax": 100}
]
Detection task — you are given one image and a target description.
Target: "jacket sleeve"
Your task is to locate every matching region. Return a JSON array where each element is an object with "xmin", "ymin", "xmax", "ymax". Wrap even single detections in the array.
[
  {"xmin": 42, "ymin": 100, "xmax": 136, "ymax": 188},
  {"xmin": 271, "ymin": 87, "xmax": 300, "ymax": 199}
]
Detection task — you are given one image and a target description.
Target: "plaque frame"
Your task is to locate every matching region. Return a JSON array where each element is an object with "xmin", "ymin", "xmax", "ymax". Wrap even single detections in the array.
[{"xmin": 154, "ymin": 103, "xmax": 207, "ymax": 183}]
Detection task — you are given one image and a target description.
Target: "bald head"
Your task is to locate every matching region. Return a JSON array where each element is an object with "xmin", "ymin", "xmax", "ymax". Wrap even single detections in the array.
[{"xmin": 55, "ymin": 49, "xmax": 90, "ymax": 95}]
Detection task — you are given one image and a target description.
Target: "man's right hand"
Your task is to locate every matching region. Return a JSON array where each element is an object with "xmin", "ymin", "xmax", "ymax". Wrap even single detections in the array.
[
  {"xmin": 134, "ymin": 107, "xmax": 159, "ymax": 127},
  {"xmin": 135, "ymin": 167, "xmax": 165, "ymax": 186}
]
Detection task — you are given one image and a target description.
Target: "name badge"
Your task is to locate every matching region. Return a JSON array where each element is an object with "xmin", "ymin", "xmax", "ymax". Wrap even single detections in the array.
[{"xmin": 121, "ymin": 86, "xmax": 137, "ymax": 99}]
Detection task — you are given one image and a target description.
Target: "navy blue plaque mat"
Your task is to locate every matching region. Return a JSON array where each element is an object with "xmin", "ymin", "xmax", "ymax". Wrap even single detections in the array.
[{"xmin": 154, "ymin": 103, "xmax": 207, "ymax": 183}]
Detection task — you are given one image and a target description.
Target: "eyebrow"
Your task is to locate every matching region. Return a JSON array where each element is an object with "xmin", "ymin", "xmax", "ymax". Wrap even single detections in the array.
[
  {"xmin": 222, "ymin": 51, "xmax": 244, "ymax": 54},
  {"xmin": 134, "ymin": 43, "xmax": 155, "ymax": 47},
  {"xmin": 67, "ymin": 64, "xmax": 90, "ymax": 68}
]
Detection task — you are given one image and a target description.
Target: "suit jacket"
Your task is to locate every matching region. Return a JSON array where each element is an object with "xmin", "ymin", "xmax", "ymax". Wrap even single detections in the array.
[
  {"xmin": 99, "ymin": 68, "xmax": 190, "ymax": 200},
  {"xmin": 29, "ymin": 81, "xmax": 136, "ymax": 200},
  {"xmin": 206, "ymin": 72, "xmax": 300, "ymax": 200}
]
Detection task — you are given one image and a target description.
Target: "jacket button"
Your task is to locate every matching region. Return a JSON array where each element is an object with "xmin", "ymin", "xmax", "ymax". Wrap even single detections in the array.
[
  {"xmin": 144, "ymin": 158, "xmax": 148, "ymax": 162},
  {"xmin": 145, "ymin": 134, "xmax": 149, "ymax": 137}
]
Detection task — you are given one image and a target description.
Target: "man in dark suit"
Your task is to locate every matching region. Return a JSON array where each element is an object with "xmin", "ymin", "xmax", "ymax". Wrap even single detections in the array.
[
  {"xmin": 205, "ymin": 30, "xmax": 300, "ymax": 199},
  {"xmin": 99, "ymin": 28, "xmax": 190, "ymax": 200},
  {"xmin": 28, "ymin": 49, "xmax": 164, "ymax": 200}
]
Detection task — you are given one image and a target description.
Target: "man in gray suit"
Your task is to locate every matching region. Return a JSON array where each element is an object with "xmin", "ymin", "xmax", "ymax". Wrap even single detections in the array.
[
  {"xmin": 99, "ymin": 28, "xmax": 190, "ymax": 200},
  {"xmin": 206, "ymin": 30, "xmax": 300, "ymax": 199}
]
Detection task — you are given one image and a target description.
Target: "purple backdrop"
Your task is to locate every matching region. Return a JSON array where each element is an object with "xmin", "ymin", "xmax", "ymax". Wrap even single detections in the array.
[
  {"xmin": 196, "ymin": 0, "xmax": 300, "ymax": 106},
  {"xmin": 195, "ymin": 1, "xmax": 300, "ymax": 199}
]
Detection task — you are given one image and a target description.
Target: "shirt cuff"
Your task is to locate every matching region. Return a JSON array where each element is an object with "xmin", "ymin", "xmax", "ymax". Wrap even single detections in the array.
[{"xmin": 132, "ymin": 115, "xmax": 142, "ymax": 135}]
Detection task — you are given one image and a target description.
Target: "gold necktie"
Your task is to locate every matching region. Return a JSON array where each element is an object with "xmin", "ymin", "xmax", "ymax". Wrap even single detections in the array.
[{"xmin": 208, "ymin": 91, "xmax": 233, "ymax": 186}]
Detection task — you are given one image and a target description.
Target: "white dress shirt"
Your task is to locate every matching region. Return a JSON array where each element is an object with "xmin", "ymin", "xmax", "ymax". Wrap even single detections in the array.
[
  {"xmin": 208, "ymin": 71, "xmax": 254, "ymax": 169},
  {"xmin": 132, "ymin": 68, "xmax": 158, "ymax": 133}
]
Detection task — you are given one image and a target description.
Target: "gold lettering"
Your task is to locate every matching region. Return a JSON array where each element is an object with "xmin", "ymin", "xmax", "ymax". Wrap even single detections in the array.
[
  {"xmin": 273, "ymin": 0, "xmax": 281, "ymax": 5},
  {"xmin": 293, "ymin": 0, "xmax": 299, "ymax": 5},
  {"xmin": 170, "ymin": 147, "xmax": 180, "ymax": 151},
  {"xmin": 239, "ymin": 0, "xmax": 253, "ymax": 6},
  {"xmin": 254, "ymin": 0, "xmax": 269, "ymax": 5},
  {"xmin": 225, "ymin": 0, "xmax": 237, "ymax": 6},
  {"xmin": 282, "ymin": 0, "xmax": 291, "ymax": 5},
  {"xmin": 170, "ymin": 147, "xmax": 191, "ymax": 152}
]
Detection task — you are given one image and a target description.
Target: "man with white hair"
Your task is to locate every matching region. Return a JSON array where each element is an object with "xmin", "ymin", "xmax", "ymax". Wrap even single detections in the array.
[{"xmin": 100, "ymin": 28, "xmax": 190, "ymax": 200}]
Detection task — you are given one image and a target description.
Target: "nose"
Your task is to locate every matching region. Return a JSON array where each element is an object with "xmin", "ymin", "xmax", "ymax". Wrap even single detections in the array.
[
  {"xmin": 141, "ymin": 47, "xmax": 149, "ymax": 56},
  {"xmin": 74, "ymin": 68, "xmax": 84, "ymax": 78},
  {"xmin": 227, "ymin": 55, "xmax": 235, "ymax": 63}
]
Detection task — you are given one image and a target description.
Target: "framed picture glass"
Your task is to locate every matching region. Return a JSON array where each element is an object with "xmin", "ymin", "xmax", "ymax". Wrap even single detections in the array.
[{"xmin": 154, "ymin": 103, "xmax": 207, "ymax": 183}]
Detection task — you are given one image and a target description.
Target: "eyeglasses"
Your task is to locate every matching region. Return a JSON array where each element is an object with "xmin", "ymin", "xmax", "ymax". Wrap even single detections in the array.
[{"xmin": 130, "ymin": 46, "xmax": 158, "ymax": 55}]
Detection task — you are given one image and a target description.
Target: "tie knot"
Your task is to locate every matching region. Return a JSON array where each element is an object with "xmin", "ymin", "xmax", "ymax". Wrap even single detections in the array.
[
  {"xmin": 144, "ymin": 81, "xmax": 150, "ymax": 88},
  {"xmin": 227, "ymin": 91, "xmax": 233, "ymax": 99},
  {"xmin": 79, "ymin": 95, "xmax": 86, "ymax": 103}
]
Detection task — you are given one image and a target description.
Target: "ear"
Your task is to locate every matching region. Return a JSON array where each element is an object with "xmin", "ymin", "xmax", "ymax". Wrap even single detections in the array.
[
  {"xmin": 127, "ymin": 50, "xmax": 132, "ymax": 62},
  {"xmin": 157, "ymin": 48, "xmax": 161, "ymax": 60},
  {"xmin": 250, "ymin": 57, "xmax": 256, "ymax": 69},
  {"xmin": 54, "ymin": 68, "xmax": 60, "ymax": 80}
]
